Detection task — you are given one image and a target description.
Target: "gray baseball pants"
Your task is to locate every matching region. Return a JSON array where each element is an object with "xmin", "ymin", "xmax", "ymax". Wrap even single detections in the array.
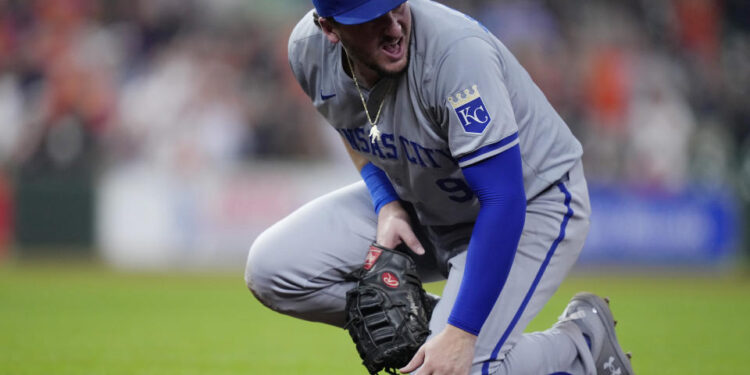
[{"xmin": 246, "ymin": 161, "xmax": 595, "ymax": 375}]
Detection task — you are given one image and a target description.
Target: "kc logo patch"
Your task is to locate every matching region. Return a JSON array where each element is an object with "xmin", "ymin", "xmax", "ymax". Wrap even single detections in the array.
[{"xmin": 448, "ymin": 84, "xmax": 491, "ymax": 134}]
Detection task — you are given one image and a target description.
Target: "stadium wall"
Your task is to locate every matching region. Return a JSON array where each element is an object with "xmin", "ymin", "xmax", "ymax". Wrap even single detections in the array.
[{"xmin": 96, "ymin": 164, "xmax": 741, "ymax": 270}]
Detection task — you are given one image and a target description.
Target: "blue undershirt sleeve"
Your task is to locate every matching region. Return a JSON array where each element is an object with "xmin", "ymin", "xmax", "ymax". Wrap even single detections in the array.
[
  {"xmin": 360, "ymin": 162, "xmax": 399, "ymax": 213},
  {"xmin": 446, "ymin": 144, "xmax": 526, "ymax": 335}
]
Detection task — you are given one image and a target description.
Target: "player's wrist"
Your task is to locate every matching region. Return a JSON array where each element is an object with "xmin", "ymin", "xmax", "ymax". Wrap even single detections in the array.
[
  {"xmin": 446, "ymin": 322, "xmax": 479, "ymax": 340},
  {"xmin": 377, "ymin": 200, "xmax": 405, "ymax": 218}
]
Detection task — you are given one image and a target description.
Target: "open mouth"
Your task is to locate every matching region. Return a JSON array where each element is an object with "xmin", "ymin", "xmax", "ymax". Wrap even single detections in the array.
[{"xmin": 381, "ymin": 37, "xmax": 404, "ymax": 60}]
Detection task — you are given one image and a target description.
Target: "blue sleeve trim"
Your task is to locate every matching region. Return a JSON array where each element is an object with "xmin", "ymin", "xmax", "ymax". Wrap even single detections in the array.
[
  {"xmin": 447, "ymin": 144, "xmax": 526, "ymax": 335},
  {"xmin": 360, "ymin": 162, "xmax": 399, "ymax": 213},
  {"xmin": 457, "ymin": 132, "xmax": 519, "ymax": 167}
]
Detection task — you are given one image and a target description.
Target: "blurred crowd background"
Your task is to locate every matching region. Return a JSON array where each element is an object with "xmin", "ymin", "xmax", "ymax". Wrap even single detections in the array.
[{"xmin": 0, "ymin": 0, "xmax": 748, "ymax": 265}]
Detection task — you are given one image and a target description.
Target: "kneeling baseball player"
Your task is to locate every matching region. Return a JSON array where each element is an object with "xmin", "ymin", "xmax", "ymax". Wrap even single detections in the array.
[{"xmin": 246, "ymin": 0, "xmax": 635, "ymax": 374}]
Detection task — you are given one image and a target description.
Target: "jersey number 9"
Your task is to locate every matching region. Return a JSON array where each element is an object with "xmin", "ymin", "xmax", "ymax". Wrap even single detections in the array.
[{"xmin": 435, "ymin": 178, "xmax": 474, "ymax": 203}]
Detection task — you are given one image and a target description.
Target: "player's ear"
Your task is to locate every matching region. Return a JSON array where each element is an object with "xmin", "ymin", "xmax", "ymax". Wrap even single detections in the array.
[{"xmin": 318, "ymin": 17, "xmax": 341, "ymax": 44}]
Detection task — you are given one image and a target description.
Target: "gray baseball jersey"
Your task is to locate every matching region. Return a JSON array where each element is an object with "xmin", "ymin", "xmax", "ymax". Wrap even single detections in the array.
[
  {"xmin": 248, "ymin": 1, "xmax": 597, "ymax": 373},
  {"xmin": 288, "ymin": 0, "xmax": 583, "ymax": 226}
]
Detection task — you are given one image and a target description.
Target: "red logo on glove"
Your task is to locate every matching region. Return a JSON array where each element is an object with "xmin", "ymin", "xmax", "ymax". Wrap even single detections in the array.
[
  {"xmin": 363, "ymin": 246, "xmax": 383, "ymax": 270},
  {"xmin": 381, "ymin": 272, "xmax": 399, "ymax": 288}
]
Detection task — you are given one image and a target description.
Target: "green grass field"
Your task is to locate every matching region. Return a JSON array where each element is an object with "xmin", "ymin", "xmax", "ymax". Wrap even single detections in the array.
[{"xmin": 1, "ymin": 261, "xmax": 749, "ymax": 375}]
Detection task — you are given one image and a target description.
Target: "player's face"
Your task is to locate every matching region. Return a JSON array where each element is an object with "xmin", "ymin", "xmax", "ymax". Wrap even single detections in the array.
[{"xmin": 336, "ymin": 3, "xmax": 412, "ymax": 82}]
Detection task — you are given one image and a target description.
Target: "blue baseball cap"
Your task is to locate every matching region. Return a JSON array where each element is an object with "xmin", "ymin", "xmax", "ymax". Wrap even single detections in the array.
[{"xmin": 313, "ymin": 0, "xmax": 407, "ymax": 25}]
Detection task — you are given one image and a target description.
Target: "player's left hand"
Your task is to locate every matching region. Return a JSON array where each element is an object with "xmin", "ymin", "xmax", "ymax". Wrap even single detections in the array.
[{"xmin": 399, "ymin": 324, "xmax": 476, "ymax": 375}]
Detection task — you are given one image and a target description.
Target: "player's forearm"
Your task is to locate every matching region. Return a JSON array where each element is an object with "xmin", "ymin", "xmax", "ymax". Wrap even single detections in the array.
[
  {"xmin": 340, "ymin": 135, "xmax": 400, "ymax": 213},
  {"xmin": 361, "ymin": 163, "xmax": 399, "ymax": 213},
  {"xmin": 448, "ymin": 145, "xmax": 526, "ymax": 335}
]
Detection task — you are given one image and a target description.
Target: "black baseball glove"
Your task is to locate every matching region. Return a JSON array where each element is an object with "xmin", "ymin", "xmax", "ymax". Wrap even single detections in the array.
[{"xmin": 344, "ymin": 243, "xmax": 434, "ymax": 375}]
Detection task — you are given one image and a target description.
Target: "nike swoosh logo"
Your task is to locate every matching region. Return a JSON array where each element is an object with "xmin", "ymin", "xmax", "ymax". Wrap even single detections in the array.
[{"xmin": 321, "ymin": 92, "xmax": 336, "ymax": 100}]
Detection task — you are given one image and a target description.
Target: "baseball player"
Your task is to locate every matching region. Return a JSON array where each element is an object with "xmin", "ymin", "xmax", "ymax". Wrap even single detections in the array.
[{"xmin": 246, "ymin": 0, "xmax": 635, "ymax": 374}]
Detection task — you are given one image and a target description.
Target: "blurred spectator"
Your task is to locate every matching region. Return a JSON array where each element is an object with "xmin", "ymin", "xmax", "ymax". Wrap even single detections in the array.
[
  {"xmin": 114, "ymin": 35, "xmax": 250, "ymax": 171},
  {"xmin": 624, "ymin": 53, "xmax": 696, "ymax": 190},
  {"xmin": 0, "ymin": 74, "xmax": 23, "ymax": 166}
]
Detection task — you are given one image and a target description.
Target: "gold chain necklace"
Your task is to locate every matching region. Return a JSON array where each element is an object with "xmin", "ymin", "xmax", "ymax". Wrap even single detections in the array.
[{"xmin": 345, "ymin": 49, "xmax": 390, "ymax": 144}]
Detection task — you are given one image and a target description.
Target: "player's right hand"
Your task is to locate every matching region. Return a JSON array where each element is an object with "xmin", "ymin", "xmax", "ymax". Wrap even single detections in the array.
[{"xmin": 376, "ymin": 201, "xmax": 425, "ymax": 255}]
